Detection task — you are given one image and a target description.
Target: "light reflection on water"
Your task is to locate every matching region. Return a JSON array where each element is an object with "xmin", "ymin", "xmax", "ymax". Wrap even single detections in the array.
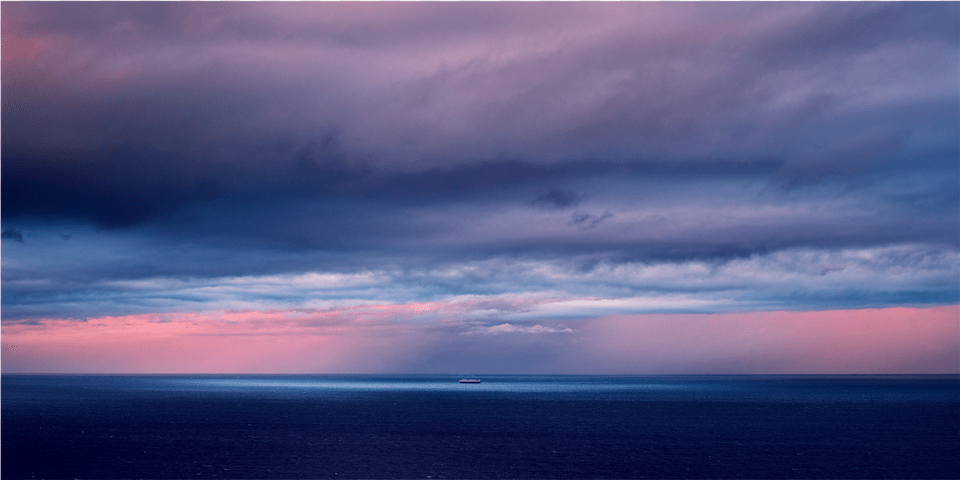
[
  {"xmin": 3, "ymin": 374, "xmax": 956, "ymax": 402},
  {"xmin": 139, "ymin": 375, "xmax": 959, "ymax": 402},
  {"xmin": 164, "ymin": 375, "xmax": 693, "ymax": 393}
]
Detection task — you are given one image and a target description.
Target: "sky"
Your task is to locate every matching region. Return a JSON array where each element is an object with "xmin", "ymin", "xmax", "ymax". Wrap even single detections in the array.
[{"xmin": 2, "ymin": 2, "xmax": 958, "ymax": 374}]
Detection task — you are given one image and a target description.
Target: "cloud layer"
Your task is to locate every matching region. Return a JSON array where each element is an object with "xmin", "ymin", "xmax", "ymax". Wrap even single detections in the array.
[{"xmin": 2, "ymin": 3, "xmax": 957, "ymax": 372}]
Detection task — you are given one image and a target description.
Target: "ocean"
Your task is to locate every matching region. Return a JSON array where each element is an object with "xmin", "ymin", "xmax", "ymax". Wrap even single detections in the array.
[{"xmin": 2, "ymin": 375, "xmax": 958, "ymax": 479}]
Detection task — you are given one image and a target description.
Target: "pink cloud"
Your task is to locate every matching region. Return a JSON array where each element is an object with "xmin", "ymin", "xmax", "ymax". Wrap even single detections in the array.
[{"xmin": 0, "ymin": 14, "xmax": 69, "ymax": 86}]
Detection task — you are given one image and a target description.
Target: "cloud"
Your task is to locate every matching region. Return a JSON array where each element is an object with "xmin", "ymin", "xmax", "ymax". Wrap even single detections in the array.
[
  {"xmin": 463, "ymin": 323, "xmax": 575, "ymax": 335},
  {"xmin": 531, "ymin": 190, "xmax": 582, "ymax": 209},
  {"xmin": 569, "ymin": 211, "xmax": 613, "ymax": 230},
  {"xmin": 777, "ymin": 126, "xmax": 914, "ymax": 187},
  {"xmin": 2, "ymin": 228, "xmax": 24, "ymax": 242},
  {"xmin": 0, "ymin": 1, "xmax": 956, "ymax": 361},
  {"xmin": 2, "ymin": 232, "xmax": 954, "ymax": 323}
]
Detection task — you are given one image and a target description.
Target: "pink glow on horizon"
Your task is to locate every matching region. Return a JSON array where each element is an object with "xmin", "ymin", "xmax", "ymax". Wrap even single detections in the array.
[
  {"xmin": 2, "ymin": 305, "xmax": 957, "ymax": 374},
  {"xmin": 574, "ymin": 306, "xmax": 960, "ymax": 374}
]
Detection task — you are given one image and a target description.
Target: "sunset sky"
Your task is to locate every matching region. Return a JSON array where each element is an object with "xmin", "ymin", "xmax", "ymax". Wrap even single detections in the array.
[{"xmin": 2, "ymin": 2, "xmax": 958, "ymax": 374}]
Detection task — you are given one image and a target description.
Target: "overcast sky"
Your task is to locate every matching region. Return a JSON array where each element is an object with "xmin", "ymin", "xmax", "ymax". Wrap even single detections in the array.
[{"xmin": 2, "ymin": 2, "xmax": 957, "ymax": 374}]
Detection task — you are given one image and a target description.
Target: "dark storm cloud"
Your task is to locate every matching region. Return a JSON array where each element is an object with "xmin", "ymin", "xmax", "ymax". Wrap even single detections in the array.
[{"xmin": 2, "ymin": 124, "xmax": 783, "ymax": 229}]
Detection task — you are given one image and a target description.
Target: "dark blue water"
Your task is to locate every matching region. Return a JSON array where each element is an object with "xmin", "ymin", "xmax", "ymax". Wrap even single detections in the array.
[{"xmin": 3, "ymin": 375, "xmax": 958, "ymax": 479}]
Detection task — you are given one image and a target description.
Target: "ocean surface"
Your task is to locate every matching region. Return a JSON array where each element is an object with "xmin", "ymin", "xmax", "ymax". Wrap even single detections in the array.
[{"xmin": 2, "ymin": 375, "xmax": 958, "ymax": 479}]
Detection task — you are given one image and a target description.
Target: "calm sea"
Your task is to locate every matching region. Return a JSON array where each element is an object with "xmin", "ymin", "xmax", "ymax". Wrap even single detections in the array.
[{"xmin": 2, "ymin": 375, "xmax": 958, "ymax": 479}]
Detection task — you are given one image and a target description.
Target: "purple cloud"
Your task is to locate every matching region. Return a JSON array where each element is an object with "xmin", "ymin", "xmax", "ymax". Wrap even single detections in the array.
[{"xmin": 1, "ymin": 2, "xmax": 956, "ymax": 329}]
